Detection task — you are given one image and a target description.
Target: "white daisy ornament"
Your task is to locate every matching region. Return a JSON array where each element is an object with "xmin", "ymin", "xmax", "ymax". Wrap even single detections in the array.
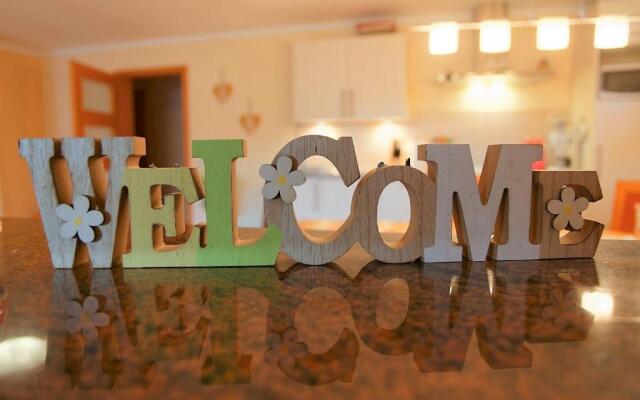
[
  {"xmin": 64, "ymin": 296, "xmax": 110, "ymax": 340},
  {"xmin": 263, "ymin": 327, "xmax": 308, "ymax": 367},
  {"xmin": 56, "ymin": 196, "xmax": 104, "ymax": 243},
  {"xmin": 259, "ymin": 156, "xmax": 306, "ymax": 203},
  {"xmin": 546, "ymin": 187, "xmax": 589, "ymax": 231}
]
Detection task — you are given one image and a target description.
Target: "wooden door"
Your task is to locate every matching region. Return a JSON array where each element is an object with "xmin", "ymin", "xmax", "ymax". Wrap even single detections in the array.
[
  {"xmin": 72, "ymin": 62, "xmax": 121, "ymax": 138},
  {"xmin": 293, "ymin": 39, "xmax": 349, "ymax": 122},
  {"xmin": 133, "ymin": 75, "xmax": 184, "ymax": 167}
]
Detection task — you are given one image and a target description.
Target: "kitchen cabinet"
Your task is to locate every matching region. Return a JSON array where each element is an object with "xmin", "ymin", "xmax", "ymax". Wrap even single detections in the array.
[
  {"xmin": 292, "ymin": 39, "xmax": 349, "ymax": 121},
  {"xmin": 348, "ymin": 35, "xmax": 407, "ymax": 120},
  {"xmin": 293, "ymin": 34, "xmax": 407, "ymax": 122}
]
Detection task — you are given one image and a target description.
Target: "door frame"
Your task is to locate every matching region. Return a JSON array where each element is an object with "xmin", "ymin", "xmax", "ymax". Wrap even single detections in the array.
[
  {"xmin": 71, "ymin": 63, "xmax": 191, "ymax": 163},
  {"xmin": 115, "ymin": 66, "xmax": 191, "ymax": 163},
  {"xmin": 71, "ymin": 62, "xmax": 118, "ymax": 138}
]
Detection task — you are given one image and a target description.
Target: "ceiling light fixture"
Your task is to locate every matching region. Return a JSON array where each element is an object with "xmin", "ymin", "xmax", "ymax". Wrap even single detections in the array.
[
  {"xmin": 537, "ymin": 17, "xmax": 571, "ymax": 51},
  {"xmin": 411, "ymin": 14, "xmax": 637, "ymax": 53},
  {"xmin": 429, "ymin": 22, "xmax": 459, "ymax": 55},
  {"xmin": 594, "ymin": 16, "xmax": 630, "ymax": 49},
  {"xmin": 479, "ymin": 20, "xmax": 511, "ymax": 53}
]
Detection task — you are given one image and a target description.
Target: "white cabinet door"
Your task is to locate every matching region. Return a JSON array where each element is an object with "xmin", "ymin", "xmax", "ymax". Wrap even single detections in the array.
[
  {"xmin": 293, "ymin": 39, "xmax": 348, "ymax": 121},
  {"xmin": 349, "ymin": 35, "xmax": 407, "ymax": 120},
  {"xmin": 293, "ymin": 176, "xmax": 354, "ymax": 221},
  {"xmin": 293, "ymin": 175, "xmax": 411, "ymax": 223},
  {"xmin": 292, "ymin": 35, "xmax": 407, "ymax": 123}
]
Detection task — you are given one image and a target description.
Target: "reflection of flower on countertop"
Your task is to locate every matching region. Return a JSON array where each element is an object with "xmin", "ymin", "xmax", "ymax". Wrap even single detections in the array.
[
  {"xmin": 56, "ymin": 196, "xmax": 104, "ymax": 243},
  {"xmin": 546, "ymin": 187, "xmax": 589, "ymax": 231},
  {"xmin": 260, "ymin": 156, "xmax": 306, "ymax": 203},
  {"xmin": 64, "ymin": 296, "xmax": 110, "ymax": 340},
  {"xmin": 526, "ymin": 274, "xmax": 595, "ymax": 343},
  {"xmin": 542, "ymin": 287, "xmax": 585, "ymax": 329},
  {"xmin": 264, "ymin": 327, "xmax": 308, "ymax": 367}
]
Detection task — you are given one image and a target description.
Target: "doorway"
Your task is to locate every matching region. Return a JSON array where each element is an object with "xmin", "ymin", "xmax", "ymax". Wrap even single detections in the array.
[
  {"xmin": 71, "ymin": 63, "xmax": 189, "ymax": 166},
  {"xmin": 133, "ymin": 75, "xmax": 184, "ymax": 167}
]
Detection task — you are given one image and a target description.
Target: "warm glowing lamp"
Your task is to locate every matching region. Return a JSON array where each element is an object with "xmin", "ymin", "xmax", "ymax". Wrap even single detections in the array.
[
  {"xmin": 480, "ymin": 20, "xmax": 511, "ymax": 53},
  {"xmin": 537, "ymin": 18, "xmax": 570, "ymax": 51},
  {"xmin": 429, "ymin": 22, "xmax": 459, "ymax": 55},
  {"xmin": 594, "ymin": 16, "xmax": 630, "ymax": 49}
]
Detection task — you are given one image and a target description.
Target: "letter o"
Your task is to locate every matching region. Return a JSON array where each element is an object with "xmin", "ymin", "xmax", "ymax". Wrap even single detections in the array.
[{"xmin": 353, "ymin": 166, "xmax": 435, "ymax": 263}]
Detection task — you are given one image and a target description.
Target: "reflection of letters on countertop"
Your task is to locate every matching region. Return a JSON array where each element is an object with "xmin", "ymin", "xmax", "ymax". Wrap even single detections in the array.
[{"xmin": 0, "ymin": 218, "xmax": 637, "ymax": 398}]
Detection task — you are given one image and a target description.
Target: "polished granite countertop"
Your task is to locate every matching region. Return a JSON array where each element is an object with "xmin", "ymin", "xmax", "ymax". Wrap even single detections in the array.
[{"xmin": 0, "ymin": 218, "xmax": 638, "ymax": 399}]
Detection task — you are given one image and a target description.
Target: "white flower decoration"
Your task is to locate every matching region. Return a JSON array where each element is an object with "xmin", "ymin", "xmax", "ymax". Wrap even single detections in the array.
[
  {"xmin": 259, "ymin": 156, "xmax": 306, "ymax": 203},
  {"xmin": 541, "ymin": 287, "xmax": 584, "ymax": 330},
  {"xmin": 263, "ymin": 327, "xmax": 308, "ymax": 367},
  {"xmin": 64, "ymin": 296, "xmax": 110, "ymax": 340},
  {"xmin": 56, "ymin": 196, "xmax": 104, "ymax": 243},
  {"xmin": 546, "ymin": 187, "xmax": 589, "ymax": 231}
]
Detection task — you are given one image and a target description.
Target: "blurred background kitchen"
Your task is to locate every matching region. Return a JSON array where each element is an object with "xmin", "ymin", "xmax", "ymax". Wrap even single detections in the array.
[{"xmin": 1, "ymin": 0, "xmax": 639, "ymax": 238}]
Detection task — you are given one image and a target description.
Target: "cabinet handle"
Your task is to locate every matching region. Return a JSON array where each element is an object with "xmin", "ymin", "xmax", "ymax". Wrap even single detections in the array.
[
  {"xmin": 341, "ymin": 89, "xmax": 348, "ymax": 117},
  {"xmin": 349, "ymin": 89, "xmax": 355, "ymax": 117}
]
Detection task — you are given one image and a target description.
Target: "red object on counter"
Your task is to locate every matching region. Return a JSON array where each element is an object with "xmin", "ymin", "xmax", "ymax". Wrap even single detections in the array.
[{"xmin": 524, "ymin": 138, "xmax": 546, "ymax": 170}]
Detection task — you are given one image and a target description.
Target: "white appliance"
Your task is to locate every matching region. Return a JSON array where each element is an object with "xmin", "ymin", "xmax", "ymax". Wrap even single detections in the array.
[
  {"xmin": 293, "ymin": 174, "xmax": 411, "ymax": 224},
  {"xmin": 591, "ymin": 87, "xmax": 640, "ymax": 225}
]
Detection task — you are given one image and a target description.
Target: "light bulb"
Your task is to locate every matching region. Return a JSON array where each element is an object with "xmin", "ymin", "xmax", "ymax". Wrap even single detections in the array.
[
  {"xmin": 480, "ymin": 20, "xmax": 511, "ymax": 53},
  {"xmin": 594, "ymin": 16, "xmax": 630, "ymax": 49},
  {"xmin": 429, "ymin": 22, "xmax": 459, "ymax": 55},
  {"xmin": 537, "ymin": 18, "xmax": 570, "ymax": 51}
]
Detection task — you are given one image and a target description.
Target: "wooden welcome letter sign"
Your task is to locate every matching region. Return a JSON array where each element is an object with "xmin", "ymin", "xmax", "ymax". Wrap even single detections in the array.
[
  {"xmin": 19, "ymin": 135, "xmax": 603, "ymax": 269},
  {"xmin": 264, "ymin": 135, "xmax": 435, "ymax": 265}
]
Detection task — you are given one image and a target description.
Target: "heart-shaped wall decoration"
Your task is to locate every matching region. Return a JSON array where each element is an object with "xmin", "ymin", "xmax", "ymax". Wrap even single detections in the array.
[
  {"xmin": 240, "ymin": 98, "xmax": 261, "ymax": 134},
  {"xmin": 213, "ymin": 83, "xmax": 233, "ymax": 103},
  {"xmin": 240, "ymin": 113, "xmax": 261, "ymax": 134}
]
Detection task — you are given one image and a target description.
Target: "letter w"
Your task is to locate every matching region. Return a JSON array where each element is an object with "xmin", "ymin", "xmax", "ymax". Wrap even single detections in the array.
[{"xmin": 19, "ymin": 137, "xmax": 145, "ymax": 268}]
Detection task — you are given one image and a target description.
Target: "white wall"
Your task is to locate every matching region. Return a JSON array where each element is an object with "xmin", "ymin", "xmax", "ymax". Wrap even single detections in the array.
[
  {"xmin": 0, "ymin": 48, "xmax": 44, "ymax": 218},
  {"xmin": 46, "ymin": 25, "xmax": 579, "ymax": 226}
]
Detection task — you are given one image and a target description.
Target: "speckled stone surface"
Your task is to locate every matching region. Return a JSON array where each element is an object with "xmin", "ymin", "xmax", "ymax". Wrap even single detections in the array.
[{"xmin": 0, "ymin": 218, "xmax": 638, "ymax": 399}]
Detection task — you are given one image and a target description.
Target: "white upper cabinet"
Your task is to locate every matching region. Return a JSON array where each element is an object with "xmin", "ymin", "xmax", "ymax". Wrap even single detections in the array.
[
  {"xmin": 293, "ymin": 39, "xmax": 349, "ymax": 121},
  {"xmin": 348, "ymin": 35, "xmax": 407, "ymax": 120},
  {"xmin": 293, "ymin": 34, "xmax": 407, "ymax": 122}
]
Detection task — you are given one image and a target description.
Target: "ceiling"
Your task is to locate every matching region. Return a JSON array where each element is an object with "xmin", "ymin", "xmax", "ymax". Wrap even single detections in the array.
[{"xmin": 0, "ymin": 0, "xmax": 588, "ymax": 51}]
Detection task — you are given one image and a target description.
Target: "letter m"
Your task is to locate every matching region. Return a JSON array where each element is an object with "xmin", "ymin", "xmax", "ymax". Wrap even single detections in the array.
[{"xmin": 419, "ymin": 144, "xmax": 542, "ymax": 262}]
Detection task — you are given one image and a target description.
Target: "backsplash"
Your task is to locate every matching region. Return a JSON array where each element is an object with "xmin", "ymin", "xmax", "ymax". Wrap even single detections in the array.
[{"xmin": 297, "ymin": 109, "xmax": 563, "ymax": 175}]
